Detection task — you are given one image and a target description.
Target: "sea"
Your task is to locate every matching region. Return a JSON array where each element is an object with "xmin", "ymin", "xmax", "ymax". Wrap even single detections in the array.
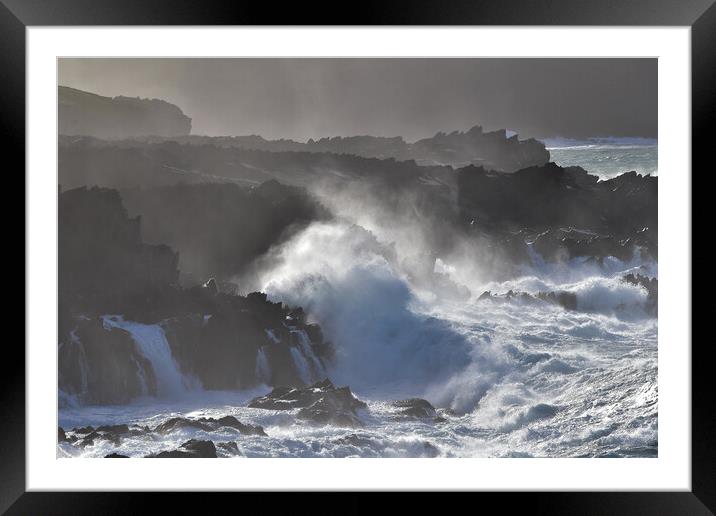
[
  {"xmin": 58, "ymin": 139, "xmax": 658, "ymax": 458},
  {"xmin": 544, "ymin": 137, "xmax": 657, "ymax": 180}
]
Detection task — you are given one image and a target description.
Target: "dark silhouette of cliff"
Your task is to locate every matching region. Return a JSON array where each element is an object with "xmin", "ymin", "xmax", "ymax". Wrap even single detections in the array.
[
  {"xmin": 58, "ymin": 137, "xmax": 455, "ymax": 191},
  {"xmin": 137, "ymin": 124, "xmax": 549, "ymax": 172},
  {"xmin": 59, "ymin": 86, "xmax": 191, "ymax": 139},
  {"xmin": 457, "ymin": 164, "xmax": 657, "ymax": 262},
  {"xmin": 58, "ymin": 185, "xmax": 180, "ymax": 317},
  {"xmin": 58, "ymin": 186, "xmax": 332, "ymax": 404},
  {"xmin": 121, "ymin": 180, "xmax": 326, "ymax": 283}
]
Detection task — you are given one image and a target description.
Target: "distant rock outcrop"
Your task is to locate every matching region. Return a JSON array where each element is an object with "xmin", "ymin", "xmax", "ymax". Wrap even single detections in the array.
[
  {"xmin": 409, "ymin": 126, "xmax": 549, "ymax": 172},
  {"xmin": 458, "ymin": 164, "xmax": 657, "ymax": 262},
  {"xmin": 59, "ymin": 86, "xmax": 191, "ymax": 139},
  {"xmin": 134, "ymin": 124, "xmax": 549, "ymax": 172}
]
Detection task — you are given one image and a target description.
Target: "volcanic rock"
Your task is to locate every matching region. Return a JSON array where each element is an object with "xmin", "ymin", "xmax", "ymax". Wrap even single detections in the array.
[
  {"xmin": 249, "ymin": 379, "xmax": 367, "ymax": 428},
  {"xmin": 151, "ymin": 439, "xmax": 217, "ymax": 458},
  {"xmin": 392, "ymin": 398, "xmax": 438, "ymax": 419}
]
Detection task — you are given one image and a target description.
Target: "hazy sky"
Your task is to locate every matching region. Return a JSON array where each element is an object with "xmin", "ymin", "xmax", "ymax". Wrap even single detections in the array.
[{"xmin": 59, "ymin": 58, "xmax": 657, "ymax": 141}]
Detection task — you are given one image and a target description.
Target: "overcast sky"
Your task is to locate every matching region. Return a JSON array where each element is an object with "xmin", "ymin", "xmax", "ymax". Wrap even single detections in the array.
[{"xmin": 59, "ymin": 58, "xmax": 657, "ymax": 141}]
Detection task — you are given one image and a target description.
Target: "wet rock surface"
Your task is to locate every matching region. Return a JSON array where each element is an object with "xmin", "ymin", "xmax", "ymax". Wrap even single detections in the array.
[
  {"xmin": 58, "ymin": 185, "xmax": 332, "ymax": 405},
  {"xmin": 150, "ymin": 439, "xmax": 218, "ymax": 458},
  {"xmin": 392, "ymin": 398, "xmax": 438, "ymax": 419},
  {"xmin": 250, "ymin": 379, "xmax": 367, "ymax": 428},
  {"xmin": 458, "ymin": 165, "xmax": 657, "ymax": 263},
  {"xmin": 217, "ymin": 441, "xmax": 240, "ymax": 456},
  {"xmin": 153, "ymin": 416, "xmax": 266, "ymax": 436},
  {"xmin": 623, "ymin": 273, "xmax": 658, "ymax": 315}
]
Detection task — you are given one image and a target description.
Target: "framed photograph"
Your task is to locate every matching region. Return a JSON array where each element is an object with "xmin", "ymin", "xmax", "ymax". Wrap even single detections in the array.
[{"xmin": 7, "ymin": 0, "xmax": 714, "ymax": 511}]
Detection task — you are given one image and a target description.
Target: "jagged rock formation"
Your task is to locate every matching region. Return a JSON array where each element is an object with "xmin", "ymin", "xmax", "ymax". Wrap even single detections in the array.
[
  {"xmin": 150, "ymin": 439, "xmax": 218, "ymax": 458},
  {"xmin": 59, "ymin": 135, "xmax": 655, "ymax": 271},
  {"xmin": 134, "ymin": 124, "xmax": 549, "ymax": 172},
  {"xmin": 58, "ymin": 186, "xmax": 332, "ymax": 406},
  {"xmin": 159, "ymin": 291, "xmax": 331, "ymax": 390},
  {"xmin": 58, "ymin": 318, "xmax": 157, "ymax": 405},
  {"xmin": 58, "ymin": 137, "xmax": 455, "ymax": 191},
  {"xmin": 60, "ymin": 417, "xmax": 264, "ymax": 457},
  {"xmin": 59, "ymin": 87, "xmax": 542, "ymax": 171},
  {"xmin": 120, "ymin": 180, "xmax": 326, "ymax": 283},
  {"xmin": 392, "ymin": 398, "xmax": 438, "ymax": 419},
  {"xmin": 408, "ymin": 126, "xmax": 549, "ymax": 171},
  {"xmin": 153, "ymin": 416, "xmax": 265, "ymax": 436},
  {"xmin": 59, "ymin": 86, "xmax": 191, "ymax": 139},
  {"xmin": 59, "ymin": 285, "xmax": 333, "ymax": 405},
  {"xmin": 59, "ymin": 186, "xmax": 179, "ymax": 317},
  {"xmin": 458, "ymin": 164, "xmax": 657, "ymax": 262},
  {"xmin": 249, "ymin": 379, "xmax": 367, "ymax": 427},
  {"xmin": 622, "ymin": 273, "xmax": 658, "ymax": 315}
]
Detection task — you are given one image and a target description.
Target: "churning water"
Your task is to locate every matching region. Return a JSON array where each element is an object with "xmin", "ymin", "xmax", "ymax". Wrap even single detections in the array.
[{"xmin": 544, "ymin": 137, "xmax": 657, "ymax": 180}]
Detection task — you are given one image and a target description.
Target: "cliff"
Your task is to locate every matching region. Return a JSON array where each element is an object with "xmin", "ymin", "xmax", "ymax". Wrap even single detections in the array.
[
  {"xmin": 59, "ymin": 86, "xmax": 192, "ymax": 139},
  {"xmin": 58, "ymin": 186, "xmax": 332, "ymax": 405},
  {"xmin": 135, "ymin": 124, "xmax": 549, "ymax": 172}
]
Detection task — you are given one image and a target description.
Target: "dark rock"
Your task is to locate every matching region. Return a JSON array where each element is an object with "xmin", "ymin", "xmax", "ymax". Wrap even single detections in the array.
[
  {"xmin": 58, "ymin": 427, "xmax": 68, "ymax": 443},
  {"xmin": 250, "ymin": 379, "xmax": 367, "ymax": 428},
  {"xmin": 248, "ymin": 383, "xmax": 325, "ymax": 410},
  {"xmin": 296, "ymin": 395, "xmax": 364, "ymax": 428},
  {"xmin": 153, "ymin": 415, "xmax": 266, "ymax": 436},
  {"xmin": 105, "ymin": 453, "xmax": 129, "ymax": 458},
  {"xmin": 197, "ymin": 416, "xmax": 266, "ymax": 436},
  {"xmin": 78, "ymin": 431, "xmax": 102, "ymax": 447},
  {"xmin": 249, "ymin": 379, "xmax": 365, "ymax": 411},
  {"xmin": 59, "ymin": 85, "xmax": 191, "ymax": 139},
  {"xmin": 119, "ymin": 181, "xmax": 323, "ymax": 281},
  {"xmin": 59, "ymin": 317, "xmax": 157, "ymax": 405},
  {"xmin": 151, "ymin": 439, "xmax": 217, "ymax": 458},
  {"xmin": 537, "ymin": 290, "xmax": 578, "ymax": 310},
  {"xmin": 458, "ymin": 163, "xmax": 657, "ymax": 263},
  {"xmin": 217, "ymin": 441, "xmax": 240, "ymax": 455},
  {"xmin": 392, "ymin": 398, "xmax": 438, "ymax": 419},
  {"xmin": 623, "ymin": 273, "xmax": 658, "ymax": 316},
  {"xmin": 58, "ymin": 184, "xmax": 331, "ymax": 404},
  {"xmin": 333, "ymin": 434, "xmax": 375, "ymax": 448},
  {"xmin": 58, "ymin": 186, "xmax": 179, "ymax": 318},
  {"xmin": 153, "ymin": 417, "xmax": 213, "ymax": 434},
  {"xmin": 72, "ymin": 426, "xmax": 95, "ymax": 435},
  {"xmin": 419, "ymin": 442, "xmax": 440, "ymax": 458},
  {"xmin": 97, "ymin": 424, "xmax": 130, "ymax": 435}
]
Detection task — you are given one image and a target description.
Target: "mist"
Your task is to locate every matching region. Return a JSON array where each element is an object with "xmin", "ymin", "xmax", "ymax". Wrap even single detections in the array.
[
  {"xmin": 59, "ymin": 58, "xmax": 657, "ymax": 140},
  {"xmin": 57, "ymin": 57, "xmax": 659, "ymax": 458}
]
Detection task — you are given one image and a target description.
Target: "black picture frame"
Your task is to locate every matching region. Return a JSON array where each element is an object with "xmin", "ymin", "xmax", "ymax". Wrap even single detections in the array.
[{"xmin": 5, "ymin": 0, "xmax": 714, "ymax": 512}]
